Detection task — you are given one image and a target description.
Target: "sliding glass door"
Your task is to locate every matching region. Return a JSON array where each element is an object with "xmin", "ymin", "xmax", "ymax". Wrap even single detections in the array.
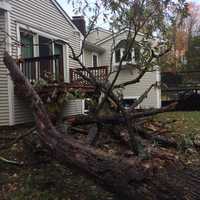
[
  {"xmin": 54, "ymin": 43, "xmax": 63, "ymax": 81},
  {"xmin": 39, "ymin": 36, "xmax": 52, "ymax": 79}
]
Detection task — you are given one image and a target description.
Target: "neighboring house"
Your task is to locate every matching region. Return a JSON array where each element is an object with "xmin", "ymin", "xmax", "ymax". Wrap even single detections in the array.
[
  {"xmin": 0, "ymin": 0, "xmax": 85, "ymax": 126},
  {"xmin": 82, "ymin": 26, "xmax": 161, "ymax": 109}
]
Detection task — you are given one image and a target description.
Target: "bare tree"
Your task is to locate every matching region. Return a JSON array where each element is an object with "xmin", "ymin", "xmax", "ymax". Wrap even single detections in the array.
[
  {"xmin": 65, "ymin": 0, "xmax": 188, "ymax": 154},
  {"xmin": 4, "ymin": 1, "xmax": 197, "ymax": 199}
]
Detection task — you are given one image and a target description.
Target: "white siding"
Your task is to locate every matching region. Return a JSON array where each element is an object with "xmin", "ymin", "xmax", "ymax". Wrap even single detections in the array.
[
  {"xmin": 84, "ymin": 49, "xmax": 102, "ymax": 68},
  {"xmin": 13, "ymin": 97, "xmax": 33, "ymax": 124},
  {"xmin": 97, "ymin": 32, "xmax": 161, "ymax": 108},
  {"xmin": 110, "ymin": 69, "xmax": 160, "ymax": 108},
  {"xmin": 98, "ymin": 31, "xmax": 143, "ymax": 67},
  {"xmin": 87, "ymin": 29, "xmax": 111, "ymax": 44},
  {"xmin": 10, "ymin": 0, "xmax": 81, "ymax": 67},
  {"xmin": 8, "ymin": 0, "xmax": 82, "ymax": 125},
  {"xmin": 62, "ymin": 99, "xmax": 84, "ymax": 117},
  {"xmin": 0, "ymin": 10, "xmax": 9, "ymax": 126}
]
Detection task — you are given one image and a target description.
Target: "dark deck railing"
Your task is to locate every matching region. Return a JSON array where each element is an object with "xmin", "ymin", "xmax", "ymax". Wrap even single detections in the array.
[
  {"xmin": 162, "ymin": 70, "xmax": 200, "ymax": 102},
  {"xmin": 70, "ymin": 66, "xmax": 108, "ymax": 86},
  {"xmin": 162, "ymin": 71, "xmax": 200, "ymax": 90},
  {"xmin": 17, "ymin": 55, "xmax": 63, "ymax": 83}
]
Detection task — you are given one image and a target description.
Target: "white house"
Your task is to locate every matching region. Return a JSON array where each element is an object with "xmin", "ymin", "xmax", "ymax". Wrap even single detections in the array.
[
  {"xmin": 0, "ymin": 0, "xmax": 84, "ymax": 126},
  {"xmin": 0, "ymin": 1, "xmax": 161, "ymax": 127},
  {"xmin": 82, "ymin": 27, "xmax": 161, "ymax": 109}
]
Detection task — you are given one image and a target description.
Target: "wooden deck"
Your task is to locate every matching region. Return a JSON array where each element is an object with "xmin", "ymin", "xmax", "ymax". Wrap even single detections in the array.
[
  {"xmin": 69, "ymin": 66, "xmax": 108, "ymax": 92},
  {"xmin": 17, "ymin": 56, "xmax": 108, "ymax": 92}
]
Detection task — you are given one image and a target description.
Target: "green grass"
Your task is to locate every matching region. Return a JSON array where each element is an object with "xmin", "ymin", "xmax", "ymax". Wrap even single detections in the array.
[
  {"xmin": 154, "ymin": 111, "xmax": 200, "ymax": 136},
  {"xmin": 1, "ymin": 112, "xmax": 200, "ymax": 199},
  {"xmin": 0, "ymin": 161, "xmax": 115, "ymax": 200},
  {"xmin": 152, "ymin": 111, "xmax": 200, "ymax": 163}
]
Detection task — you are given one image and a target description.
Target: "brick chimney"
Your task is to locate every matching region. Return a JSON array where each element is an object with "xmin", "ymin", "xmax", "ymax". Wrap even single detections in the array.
[{"xmin": 72, "ymin": 16, "xmax": 86, "ymax": 36}]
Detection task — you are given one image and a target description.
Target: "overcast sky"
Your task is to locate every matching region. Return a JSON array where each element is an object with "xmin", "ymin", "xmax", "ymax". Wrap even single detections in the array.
[
  {"xmin": 57, "ymin": 0, "xmax": 200, "ymax": 29},
  {"xmin": 57, "ymin": 0, "xmax": 109, "ymax": 28}
]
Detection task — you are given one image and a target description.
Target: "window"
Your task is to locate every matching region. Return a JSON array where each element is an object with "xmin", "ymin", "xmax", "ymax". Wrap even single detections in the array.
[
  {"xmin": 122, "ymin": 97, "xmax": 138, "ymax": 109},
  {"xmin": 54, "ymin": 43, "xmax": 64, "ymax": 81},
  {"xmin": 134, "ymin": 46, "xmax": 140, "ymax": 62},
  {"xmin": 19, "ymin": 27, "xmax": 66, "ymax": 82},
  {"xmin": 84, "ymin": 98, "xmax": 91, "ymax": 114},
  {"xmin": 92, "ymin": 54, "xmax": 98, "ymax": 68},
  {"xmin": 122, "ymin": 49, "xmax": 132, "ymax": 61},
  {"xmin": 115, "ymin": 49, "xmax": 121, "ymax": 63},
  {"xmin": 20, "ymin": 30, "xmax": 33, "ymax": 58},
  {"xmin": 114, "ymin": 48, "xmax": 134, "ymax": 64},
  {"xmin": 20, "ymin": 30, "xmax": 35, "ymax": 80},
  {"xmin": 39, "ymin": 36, "xmax": 52, "ymax": 57}
]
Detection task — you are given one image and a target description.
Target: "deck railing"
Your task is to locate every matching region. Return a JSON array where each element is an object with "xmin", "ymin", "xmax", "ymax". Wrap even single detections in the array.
[
  {"xmin": 162, "ymin": 71, "xmax": 200, "ymax": 90},
  {"xmin": 70, "ymin": 66, "xmax": 108, "ymax": 86},
  {"xmin": 17, "ymin": 55, "xmax": 63, "ymax": 83}
]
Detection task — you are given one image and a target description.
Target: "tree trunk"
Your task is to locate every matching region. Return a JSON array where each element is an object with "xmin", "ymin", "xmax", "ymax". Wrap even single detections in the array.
[{"xmin": 3, "ymin": 52, "xmax": 199, "ymax": 200}]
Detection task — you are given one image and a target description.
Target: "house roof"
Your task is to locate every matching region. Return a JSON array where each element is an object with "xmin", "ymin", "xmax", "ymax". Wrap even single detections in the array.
[
  {"xmin": 95, "ymin": 29, "xmax": 145, "ymax": 46},
  {"xmin": 90, "ymin": 27, "xmax": 112, "ymax": 35},
  {"xmin": 115, "ymin": 39, "xmax": 129, "ymax": 49},
  {"xmin": 51, "ymin": 0, "xmax": 84, "ymax": 38},
  {"xmin": 84, "ymin": 41, "xmax": 105, "ymax": 54}
]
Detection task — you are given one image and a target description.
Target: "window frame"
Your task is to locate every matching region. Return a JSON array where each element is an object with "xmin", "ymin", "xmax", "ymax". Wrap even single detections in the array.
[
  {"xmin": 122, "ymin": 96, "xmax": 139, "ymax": 109},
  {"xmin": 17, "ymin": 23, "xmax": 69, "ymax": 82},
  {"xmin": 92, "ymin": 53, "xmax": 98, "ymax": 68},
  {"xmin": 113, "ymin": 47, "xmax": 135, "ymax": 66}
]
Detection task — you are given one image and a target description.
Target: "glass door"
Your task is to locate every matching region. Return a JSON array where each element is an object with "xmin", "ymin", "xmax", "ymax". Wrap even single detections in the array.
[
  {"xmin": 20, "ymin": 31, "xmax": 34, "ymax": 81},
  {"xmin": 39, "ymin": 36, "xmax": 52, "ymax": 79},
  {"xmin": 54, "ymin": 43, "xmax": 63, "ymax": 81}
]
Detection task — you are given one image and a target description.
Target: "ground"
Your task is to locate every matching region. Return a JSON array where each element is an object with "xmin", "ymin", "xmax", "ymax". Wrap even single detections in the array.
[
  {"xmin": 150, "ymin": 111, "xmax": 200, "ymax": 164},
  {"xmin": 1, "ymin": 111, "xmax": 200, "ymax": 200}
]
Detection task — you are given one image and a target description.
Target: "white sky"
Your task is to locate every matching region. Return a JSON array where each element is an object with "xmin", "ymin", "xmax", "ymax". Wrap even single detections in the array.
[
  {"xmin": 57, "ymin": 0, "xmax": 110, "ymax": 29},
  {"xmin": 57, "ymin": 0, "xmax": 200, "ymax": 29}
]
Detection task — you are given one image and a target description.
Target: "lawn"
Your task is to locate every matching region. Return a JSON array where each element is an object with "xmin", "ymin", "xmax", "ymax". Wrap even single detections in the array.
[
  {"xmin": 153, "ymin": 111, "xmax": 200, "ymax": 136},
  {"xmin": 1, "ymin": 111, "xmax": 200, "ymax": 199},
  {"xmin": 152, "ymin": 111, "xmax": 200, "ymax": 164},
  {"xmin": 0, "ymin": 127, "xmax": 115, "ymax": 200}
]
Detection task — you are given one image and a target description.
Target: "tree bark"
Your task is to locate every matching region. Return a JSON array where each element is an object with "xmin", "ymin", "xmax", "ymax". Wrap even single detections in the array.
[
  {"xmin": 69, "ymin": 103, "xmax": 177, "ymax": 126},
  {"xmin": 3, "ymin": 52, "xmax": 198, "ymax": 200}
]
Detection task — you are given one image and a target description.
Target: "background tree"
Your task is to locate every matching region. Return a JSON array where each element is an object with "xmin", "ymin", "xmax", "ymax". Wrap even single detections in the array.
[{"xmin": 160, "ymin": 1, "xmax": 200, "ymax": 72}]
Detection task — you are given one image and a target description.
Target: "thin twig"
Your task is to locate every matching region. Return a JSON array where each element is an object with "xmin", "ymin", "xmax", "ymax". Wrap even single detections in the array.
[
  {"xmin": 0, "ymin": 156, "xmax": 24, "ymax": 166},
  {"xmin": 0, "ymin": 127, "xmax": 36, "ymax": 151}
]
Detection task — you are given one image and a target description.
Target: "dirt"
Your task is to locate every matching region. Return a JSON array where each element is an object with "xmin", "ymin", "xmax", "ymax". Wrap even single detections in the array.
[
  {"xmin": 1, "ymin": 116, "xmax": 200, "ymax": 200},
  {"xmin": 0, "ymin": 126, "xmax": 117, "ymax": 200}
]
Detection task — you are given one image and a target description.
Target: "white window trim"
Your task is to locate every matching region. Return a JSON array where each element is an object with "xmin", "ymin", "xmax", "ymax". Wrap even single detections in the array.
[
  {"xmin": 17, "ymin": 22, "xmax": 69, "ymax": 57},
  {"xmin": 92, "ymin": 53, "xmax": 98, "ymax": 68},
  {"xmin": 113, "ymin": 48, "xmax": 135, "ymax": 67},
  {"xmin": 83, "ymin": 98, "xmax": 91, "ymax": 114},
  {"xmin": 155, "ymin": 67, "xmax": 161, "ymax": 109},
  {"xmin": 123, "ymin": 96, "xmax": 140, "ymax": 109},
  {"xmin": 16, "ymin": 23, "xmax": 69, "ymax": 83},
  {"xmin": 5, "ymin": 10, "xmax": 14, "ymax": 126},
  {"xmin": 16, "ymin": 22, "xmax": 69, "ymax": 43},
  {"xmin": 63, "ymin": 45, "xmax": 69, "ymax": 83}
]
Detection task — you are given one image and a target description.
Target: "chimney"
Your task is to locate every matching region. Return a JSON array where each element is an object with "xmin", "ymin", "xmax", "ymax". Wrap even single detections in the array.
[{"xmin": 72, "ymin": 16, "xmax": 86, "ymax": 36}]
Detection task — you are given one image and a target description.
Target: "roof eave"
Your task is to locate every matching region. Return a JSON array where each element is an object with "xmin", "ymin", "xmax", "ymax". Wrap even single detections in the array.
[{"xmin": 51, "ymin": 0, "xmax": 84, "ymax": 38}]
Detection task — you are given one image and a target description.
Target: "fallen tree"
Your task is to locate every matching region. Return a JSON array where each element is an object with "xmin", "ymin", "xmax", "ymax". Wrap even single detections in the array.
[
  {"xmin": 4, "ymin": 51, "xmax": 200, "ymax": 199},
  {"xmin": 4, "ymin": 0, "xmax": 200, "ymax": 198}
]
